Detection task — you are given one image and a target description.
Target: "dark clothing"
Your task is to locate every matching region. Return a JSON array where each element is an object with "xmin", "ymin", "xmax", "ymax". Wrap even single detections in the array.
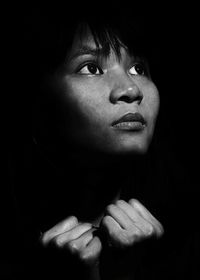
[{"xmin": 3, "ymin": 141, "xmax": 200, "ymax": 280}]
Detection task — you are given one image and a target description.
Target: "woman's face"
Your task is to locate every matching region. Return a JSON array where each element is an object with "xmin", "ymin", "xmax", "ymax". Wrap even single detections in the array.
[{"xmin": 51, "ymin": 30, "xmax": 160, "ymax": 155}]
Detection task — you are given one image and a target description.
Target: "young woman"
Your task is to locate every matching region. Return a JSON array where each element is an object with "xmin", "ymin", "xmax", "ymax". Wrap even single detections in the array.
[{"xmin": 6, "ymin": 4, "xmax": 199, "ymax": 280}]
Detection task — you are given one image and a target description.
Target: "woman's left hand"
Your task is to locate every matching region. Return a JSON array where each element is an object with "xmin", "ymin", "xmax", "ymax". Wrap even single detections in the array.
[{"xmin": 101, "ymin": 199, "xmax": 164, "ymax": 249}]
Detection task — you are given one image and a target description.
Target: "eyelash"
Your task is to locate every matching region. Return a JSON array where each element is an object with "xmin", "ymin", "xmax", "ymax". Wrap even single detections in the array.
[
  {"xmin": 76, "ymin": 62, "xmax": 103, "ymax": 75},
  {"xmin": 129, "ymin": 62, "xmax": 149, "ymax": 76},
  {"xmin": 76, "ymin": 61, "xmax": 148, "ymax": 76}
]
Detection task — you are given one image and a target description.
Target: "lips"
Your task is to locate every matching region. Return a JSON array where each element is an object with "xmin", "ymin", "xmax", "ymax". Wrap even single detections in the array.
[{"xmin": 112, "ymin": 112, "xmax": 146, "ymax": 131}]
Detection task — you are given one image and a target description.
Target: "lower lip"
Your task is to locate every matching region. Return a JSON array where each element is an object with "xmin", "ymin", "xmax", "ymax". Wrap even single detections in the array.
[{"xmin": 112, "ymin": 121, "xmax": 145, "ymax": 131}]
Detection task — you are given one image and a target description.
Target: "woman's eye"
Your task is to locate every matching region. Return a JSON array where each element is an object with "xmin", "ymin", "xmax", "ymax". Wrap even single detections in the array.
[
  {"xmin": 129, "ymin": 62, "xmax": 146, "ymax": 76},
  {"xmin": 78, "ymin": 63, "xmax": 104, "ymax": 75}
]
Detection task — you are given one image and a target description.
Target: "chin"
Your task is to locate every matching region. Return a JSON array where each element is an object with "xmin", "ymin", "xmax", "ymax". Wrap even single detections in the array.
[
  {"xmin": 101, "ymin": 129, "xmax": 153, "ymax": 155},
  {"xmin": 117, "ymin": 144, "xmax": 149, "ymax": 155},
  {"xmin": 103, "ymin": 138, "xmax": 150, "ymax": 156},
  {"xmin": 81, "ymin": 132, "xmax": 152, "ymax": 156}
]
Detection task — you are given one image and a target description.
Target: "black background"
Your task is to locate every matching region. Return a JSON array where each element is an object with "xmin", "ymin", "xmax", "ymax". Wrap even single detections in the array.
[
  {"xmin": 4, "ymin": 0, "xmax": 200, "ymax": 238},
  {"xmin": 2, "ymin": 2, "xmax": 200, "ymax": 279}
]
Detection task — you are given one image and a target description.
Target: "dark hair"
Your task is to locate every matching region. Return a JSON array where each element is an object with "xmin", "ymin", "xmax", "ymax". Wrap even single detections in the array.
[
  {"xmin": 24, "ymin": 5, "xmax": 161, "ymax": 78},
  {"xmin": 23, "ymin": 5, "xmax": 163, "ymax": 148}
]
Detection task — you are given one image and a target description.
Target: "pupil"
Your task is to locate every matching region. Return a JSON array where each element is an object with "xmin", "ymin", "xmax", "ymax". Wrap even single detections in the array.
[
  {"xmin": 88, "ymin": 64, "xmax": 97, "ymax": 74},
  {"xmin": 135, "ymin": 63, "xmax": 144, "ymax": 75}
]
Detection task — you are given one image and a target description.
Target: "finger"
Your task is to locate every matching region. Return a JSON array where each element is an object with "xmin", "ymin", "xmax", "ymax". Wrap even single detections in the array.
[
  {"xmin": 129, "ymin": 199, "xmax": 164, "ymax": 236},
  {"xmin": 54, "ymin": 223, "xmax": 92, "ymax": 247},
  {"xmin": 116, "ymin": 200, "xmax": 155, "ymax": 235},
  {"xmin": 102, "ymin": 215, "xmax": 121, "ymax": 236},
  {"xmin": 102, "ymin": 215, "xmax": 140, "ymax": 247},
  {"xmin": 106, "ymin": 203, "xmax": 140, "ymax": 231},
  {"xmin": 67, "ymin": 228, "xmax": 96, "ymax": 253},
  {"xmin": 79, "ymin": 236, "xmax": 102, "ymax": 266},
  {"xmin": 42, "ymin": 216, "xmax": 78, "ymax": 245}
]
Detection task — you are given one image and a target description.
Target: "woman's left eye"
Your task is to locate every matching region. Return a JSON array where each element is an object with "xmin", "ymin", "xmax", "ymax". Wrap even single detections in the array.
[
  {"xmin": 129, "ymin": 62, "xmax": 146, "ymax": 76},
  {"xmin": 78, "ymin": 63, "xmax": 104, "ymax": 75}
]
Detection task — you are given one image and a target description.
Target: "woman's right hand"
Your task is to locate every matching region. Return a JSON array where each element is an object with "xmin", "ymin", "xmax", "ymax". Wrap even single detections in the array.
[{"xmin": 41, "ymin": 216, "xmax": 102, "ymax": 267}]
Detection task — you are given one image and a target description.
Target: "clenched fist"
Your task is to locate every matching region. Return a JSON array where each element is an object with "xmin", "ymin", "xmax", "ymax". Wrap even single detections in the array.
[
  {"xmin": 101, "ymin": 199, "xmax": 164, "ymax": 249},
  {"xmin": 40, "ymin": 199, "xmax": 163, "ymax": 279},
  {"xmin": 41, "ymin": 216, "xmax": 102, "ymax": 266}
]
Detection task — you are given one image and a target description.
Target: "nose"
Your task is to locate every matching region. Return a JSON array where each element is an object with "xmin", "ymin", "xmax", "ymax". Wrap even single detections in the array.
[{"xmin": 109, "ymin": 73, "xmax": 143, "ymax": 105}]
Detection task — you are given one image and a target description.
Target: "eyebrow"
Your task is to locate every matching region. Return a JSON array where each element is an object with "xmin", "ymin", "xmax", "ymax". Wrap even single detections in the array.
[{"xmin": 68, "ymin": 45, "xmax": 103, "ymax": 61}]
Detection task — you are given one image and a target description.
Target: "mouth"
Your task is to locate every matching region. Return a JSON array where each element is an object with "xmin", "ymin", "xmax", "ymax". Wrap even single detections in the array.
[{"xmin": 112, "ymin": 112, "xmax": 146, "ymax": 131}]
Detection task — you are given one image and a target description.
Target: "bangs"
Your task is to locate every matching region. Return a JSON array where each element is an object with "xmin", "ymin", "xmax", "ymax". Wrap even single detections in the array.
[
  {"xmin": 74, "ymin": 21, "xmax": 123, "ymax": 60},
  {"xmin": 61, "ymin": 11, "xmax": 157, "ymax": 66},
  {"xmin": 26, "ymin": 5, "xmax": 161, "ymax": 75}
]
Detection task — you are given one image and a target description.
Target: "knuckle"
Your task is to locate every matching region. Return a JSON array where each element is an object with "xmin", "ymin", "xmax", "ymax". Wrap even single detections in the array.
[
  {"xmin": 119, "ymin": 231, "xmax": 134, "ymax": 246},
  {"xmin": 102, "ymin": 215, "xmax": 110, "ymax": 226},
  {"xmin": 79, "ymin": 246, "xmax": 100, "ymax": 265},
  {"xmin": 69, "ymin": 216, "xmax": 78, "ymax": 224},
  {"xmin": 129, "ymin": 226, "xmax": 141, "ymax": 236},
  {"xmin": 150, "ymin": 220, "xmax": 164, "ymax": 237},
  {"xmin": 40, "ymin": 232, "xmax": 48, "ymax": 245},
  {"xmin": 106, "ymin": 204, "xmax": 115, "ymax": 213},
  {"xmin": 79, "ymin": 249, "xmax": 91, "ymax": 263},
  {"xmin": 120, "ymin": 232, "xmax": 130, "ymax": 244},
  {"xmin": 112, "ymin": 227, "xmax": 121, "ymax": 237},
  {"xmin": 84, "ymin": 222, "xmax": 92, "ymax": 229},
  {"xmin": 127, "ymin": 229, "xmax": 135, "ymax": 240},
  {"xmin": 102, "ymin": 216, "xmax": 114, "ymax": 234},
  {"xmin": 157, "ymin": 223, "xmax": 164, "ymax": 236},
  {"xmin": 103, "ymin": 218, "xmax": 118, "ymax": 236},
  {"xmin": 145, "ymin": 224, "xmax": 154, "ymax": 236},
  {"xmin": 127, "ymin": 227, "xmax": 142, "ymax": 243},
  {"xmin": 68, "ymin": 240, "xmax": 79, "ymax": 253},
  {"xmin": 129, "ymin": 198, "xmax": 137, "ymax": 206},
  {"xmin": 116, "ymin": 199, "xmax": 125, "ymax": 207},
  {"xmin": 41, "ymin": 228, "xmax": 58, "ymax": 246},
  {"xmin": 54, "ymin": 236, "xmax": 64, "ymax": 248}
]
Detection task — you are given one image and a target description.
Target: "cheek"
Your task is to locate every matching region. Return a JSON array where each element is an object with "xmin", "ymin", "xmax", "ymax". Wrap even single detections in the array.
[
  {"xmin": 60, "ymin": 77, "xmax": 108, "ymax": 125},
  {"xmin": 144, "ymin": 85, "xmax": 160, "ymax": 122}
]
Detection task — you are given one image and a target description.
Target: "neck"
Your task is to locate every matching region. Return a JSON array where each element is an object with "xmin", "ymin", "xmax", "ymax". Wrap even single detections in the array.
[
  {"xmin": 36, "ymin": 140, "xmax": 150, "ymax": 223},
  {"xmin": 66, "ymin": 145, "xmax": 148, "ymax": 197}
]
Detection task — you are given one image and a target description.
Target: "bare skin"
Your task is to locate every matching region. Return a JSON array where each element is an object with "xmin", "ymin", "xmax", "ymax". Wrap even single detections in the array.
[{"xmin": 41, "ymin": 199, "xmax": 163, "ymax": 279}]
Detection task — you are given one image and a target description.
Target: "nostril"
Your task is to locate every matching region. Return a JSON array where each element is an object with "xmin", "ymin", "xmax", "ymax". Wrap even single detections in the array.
[
  {"xmin": 109, "ymin": 84, "xmax": 143, "ymax": 104},
  {"xmin": 118, "ymin": 95, "xmax": 133, "ymax": 103}
]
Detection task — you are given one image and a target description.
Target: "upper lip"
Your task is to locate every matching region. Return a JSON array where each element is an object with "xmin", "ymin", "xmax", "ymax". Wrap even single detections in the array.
[{"xmin": 112, "ymin": 112, "xmax": 146, "ymax": 126}]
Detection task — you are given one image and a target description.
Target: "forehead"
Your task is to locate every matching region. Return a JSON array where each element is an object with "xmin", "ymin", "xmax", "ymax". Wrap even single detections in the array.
[
  {"xmin": 71, "ymin": 30, "xmax": 98, "ymax": 53},
  {"xmin": 67, "ymin": 27, "xmax": 129, "ymax": 63}
]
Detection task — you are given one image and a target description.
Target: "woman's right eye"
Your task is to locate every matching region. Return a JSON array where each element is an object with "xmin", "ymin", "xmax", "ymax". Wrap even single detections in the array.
[{"xmin": 77, "ymin": 63, "xmax": 104, "ymax": 75}]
